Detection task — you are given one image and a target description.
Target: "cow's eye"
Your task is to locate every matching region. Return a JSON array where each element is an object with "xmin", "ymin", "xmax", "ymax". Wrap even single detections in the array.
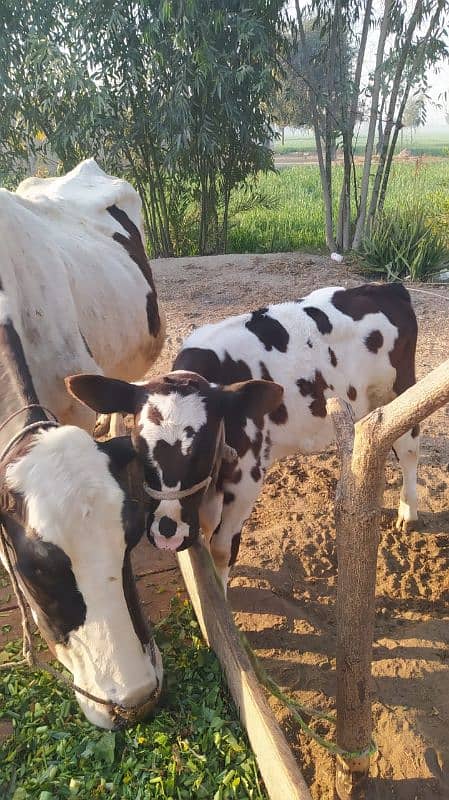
[{"xmin": 185, "ymin": 426, "xmax": 194, "ymax": 439}]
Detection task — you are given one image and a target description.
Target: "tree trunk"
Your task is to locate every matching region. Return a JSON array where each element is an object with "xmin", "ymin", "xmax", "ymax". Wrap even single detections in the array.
[
  {"xmin": 295, "ymin": 2, "xmax": 336, "ymax": 251},
  {"xmin": 352, "ymin": 0, "xmax": 393, "ymax": 250},
  {"xmin": 366, "ymin": 0, "xmax": 424, "ymax": 234},
  {"xmin": 376, "ymin": 2, "xmax": 443, "ymax": 218},
  {"xmin": 328, "ymin": 357, "xmax": 449, "ymax": 799},
  {"xmin": 281, "ymin": 126, "xmax": 285, "ymax": 146}
]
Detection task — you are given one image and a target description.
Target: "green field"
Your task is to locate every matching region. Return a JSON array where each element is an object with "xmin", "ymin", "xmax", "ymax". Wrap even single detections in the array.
[
  {"xmin": 274, "ymin": 129, "xmax": 449, "ymax": 158},
  {"xmin": 228, "ymin": 160, "xmax": 449, "ymax": 254}
]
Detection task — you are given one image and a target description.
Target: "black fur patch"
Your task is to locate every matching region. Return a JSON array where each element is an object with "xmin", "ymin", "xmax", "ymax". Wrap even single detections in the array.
[
  {"xmin": 245, "ymin": 308, "xmax": 289, "ymax": 353},
  {"xmin": 107, "ymin": 204, "xmax": 161, "ymax": 337},
  {"xmin": 79, "ymin": 329, "xmax": 93, "ymax": 358},
  {"xmin": 3, "ymin": 513, "xmax": 86, "ymax": 645},
  {"xmin": 328, "ymin": 347, "xmax": 337, "ymax": 367},
  {"xmin": 228, "ymin": 533, "xmax": 242, "ymax": 566},
  {"xmin": 365, "ymin": 330, "xmax": 384, "ymax": 353},
  {"xmin": 303, "ymin": 307, "xmax": 333, "ymax": 335},
  {"xmin": 297, "ymin": 370, "xmax": 329, "ymax": 417}
]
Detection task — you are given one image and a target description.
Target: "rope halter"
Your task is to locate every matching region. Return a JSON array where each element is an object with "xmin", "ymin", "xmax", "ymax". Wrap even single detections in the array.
[{"xmin": 143, "ymin": 420, "xmax": 238, "ymax": 502}]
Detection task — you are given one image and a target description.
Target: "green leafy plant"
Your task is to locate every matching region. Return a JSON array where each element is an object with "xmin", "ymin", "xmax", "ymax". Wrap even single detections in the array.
[
  {"xmin": 358, "ymin": 206, "xmax": 449, "ymax": 281},
  {"xmin": 0, "ymin": 598, "xmax": 267, "ymax": 800}
]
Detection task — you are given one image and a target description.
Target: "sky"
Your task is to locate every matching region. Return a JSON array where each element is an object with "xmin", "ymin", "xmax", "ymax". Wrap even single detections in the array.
[{"xmin": 286, "ymin": 0, "xmax": 449, "ymax": 128}]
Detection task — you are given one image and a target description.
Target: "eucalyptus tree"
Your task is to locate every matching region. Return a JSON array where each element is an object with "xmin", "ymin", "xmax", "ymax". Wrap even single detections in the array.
[
  {"xmin": 289, "ymin": 0, "xmax": 449, "ymax": 252},
  {"xmin": 0, "ymin": 0, "xmax": 284, "ymax": 255}
]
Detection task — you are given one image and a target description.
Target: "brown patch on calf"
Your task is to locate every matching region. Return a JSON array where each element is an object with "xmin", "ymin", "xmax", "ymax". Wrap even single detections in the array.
[
  {"xmin": 297, "ymin": 370, "xmax": 329, "ymax": 418},
  {"xmin": 332, "ymin": 283, "xmax": 417, "ymax": 396},
  {"xmin": 303, "ymin": 306, "xmax": 333, "ymax": 334},
  {"xmin": 107, "ymin": 204, "xmax": 161, "ymax": 337},
  {"xmin": 347, "ymin": 385, "xmax": 357, "ymax": 401},
  {"xmin": 269, "ymin": 403, "xmax": 288, "ymax": 425},
  {"xmin": 328, "ymin": 347, "xmax": 337, "ymax": 367},
  {"xmin": 147, "ymin": 405, "xmax": 163, "ymax": 425},
  {"xmin": 365, "ymin": 329, "xmax": 384, "ymax": 353}
]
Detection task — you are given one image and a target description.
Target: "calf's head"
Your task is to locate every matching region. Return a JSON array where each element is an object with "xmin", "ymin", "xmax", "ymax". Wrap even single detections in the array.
[
  {"xmin": 66, "ymin": 372, "xmax": 283, "ymax": 552},
  {"xmin": 0, "ymin": 426, "xmax": 162, "ymax": 729}
]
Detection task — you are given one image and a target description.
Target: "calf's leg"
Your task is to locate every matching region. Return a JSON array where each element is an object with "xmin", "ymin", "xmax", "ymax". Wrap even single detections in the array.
[{"xmin": 393, "ymin": 426, "xmax": 419, "ymax": 531}]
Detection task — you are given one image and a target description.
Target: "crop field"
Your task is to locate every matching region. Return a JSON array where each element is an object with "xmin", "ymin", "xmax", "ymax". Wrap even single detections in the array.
[
  {"xmin": 274, "ymin": 129, "xmax": 449, "ymax": 157},
  {"xmin": 0, "ymin": 599, "xmax": 267, "ymax": 800},
  {"xmin": 228, "ymin": 160, "xmax": 449, "ymax": 254}
]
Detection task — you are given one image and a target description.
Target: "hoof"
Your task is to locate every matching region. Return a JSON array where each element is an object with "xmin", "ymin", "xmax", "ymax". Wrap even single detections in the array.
[{"xmin": 395, "ymin": 516, "xmax": 419, "ymax": 533}]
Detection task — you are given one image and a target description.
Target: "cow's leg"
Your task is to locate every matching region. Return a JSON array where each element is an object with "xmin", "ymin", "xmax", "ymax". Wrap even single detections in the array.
[
  {"xmin": 393, "ymin": 426, "xmax": 420, "ymax": 532},
  {"xmin": 209, "ymin": 484, "xmax": 259, "ymax": 596},
  {"xmin": 210, "ymin": 524, "xmax": 244, "ymax": 597}
]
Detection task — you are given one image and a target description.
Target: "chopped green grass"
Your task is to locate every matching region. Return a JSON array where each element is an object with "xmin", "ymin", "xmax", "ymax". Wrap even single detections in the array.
[{"xmin": 0, "ymin": 599, "xmax": 267, "ymax": 800}]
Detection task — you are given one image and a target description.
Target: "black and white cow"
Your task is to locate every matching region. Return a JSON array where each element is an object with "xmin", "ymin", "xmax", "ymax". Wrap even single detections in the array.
[
  {"xmin": 0, "ymin": 161, "xmax": 165, "ymax": 727},
  {"xmin": 67, "ymin": 283, "xmax": 419, "ymax": 591}
]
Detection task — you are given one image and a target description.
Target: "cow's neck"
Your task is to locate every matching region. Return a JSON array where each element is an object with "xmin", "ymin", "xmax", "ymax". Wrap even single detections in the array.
[{"xmin": 0, "ymin": 315, "xmax": 48, "ymax": 459}]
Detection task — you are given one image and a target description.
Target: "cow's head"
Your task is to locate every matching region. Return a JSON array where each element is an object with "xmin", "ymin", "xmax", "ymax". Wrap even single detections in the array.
[
  {"xmin": 65, "ymin": 372, "xmax": 283, "ymax": 552},
  {"xmin": 0, "ymin": 426, "xmax": 163, "ymax": 729}
]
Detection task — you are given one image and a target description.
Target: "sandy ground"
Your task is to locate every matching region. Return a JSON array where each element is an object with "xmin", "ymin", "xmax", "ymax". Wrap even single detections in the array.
[{"xmin": 2, "ymin": 252, "xmax": 449, "ymax": 799}]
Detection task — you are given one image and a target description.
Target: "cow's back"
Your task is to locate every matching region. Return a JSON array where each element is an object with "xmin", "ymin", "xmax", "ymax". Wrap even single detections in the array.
[
  {"xmin": 0, "ymin": 160, "xmax": 164, "ymax": 427},
  {"xmin": 175, "ymin": 283, "xmax": 417, "ymax": 458}
]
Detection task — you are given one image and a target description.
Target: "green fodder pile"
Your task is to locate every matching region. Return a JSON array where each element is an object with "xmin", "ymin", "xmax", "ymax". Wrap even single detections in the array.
[{"xmin": 0, "ymin": 599, "xmax": 267, "ymax": 800}]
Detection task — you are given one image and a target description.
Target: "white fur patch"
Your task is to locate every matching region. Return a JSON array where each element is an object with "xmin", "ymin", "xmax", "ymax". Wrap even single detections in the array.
[
  {"xmin": 139, "ymin": 391, "xmax": 207, "ymax": 464},
  {"xmin": 0, "ymin": 160, "xmax": 164, "ymax": 430}
]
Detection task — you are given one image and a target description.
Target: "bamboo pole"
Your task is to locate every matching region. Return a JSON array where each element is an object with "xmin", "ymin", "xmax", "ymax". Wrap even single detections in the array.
[
  {"xmin": 178, "ymin": 543, "xmax": 312, "ymax": 800},
  {"xmin": 327, "ymin": 358, "xmax": 449, "ymax": 799}
]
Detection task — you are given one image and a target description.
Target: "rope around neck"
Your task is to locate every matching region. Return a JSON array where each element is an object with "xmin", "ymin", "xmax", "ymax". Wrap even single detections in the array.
[
  {"xmin": 0, "ymin": 404, "xmax": 60, "ymax": 463},
  {"xmin": 143, "ymin": 420, "xmax": 237, "ymax": 502}
]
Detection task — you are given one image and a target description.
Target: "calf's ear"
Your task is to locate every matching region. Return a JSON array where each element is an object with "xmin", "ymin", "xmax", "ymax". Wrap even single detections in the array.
[
  {"xmin": 222, "ymin": 379, "xmax": 284, "ymax": 420},
  {"xmin": 65, "ymin": 374, "xmax": 144, "ymax": 414}
]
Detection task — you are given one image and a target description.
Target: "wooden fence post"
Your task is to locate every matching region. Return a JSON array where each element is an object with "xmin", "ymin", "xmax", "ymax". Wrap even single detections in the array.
[{"xmin": 328, "ymin": 358, "xmax": 449, "ymax": 800}]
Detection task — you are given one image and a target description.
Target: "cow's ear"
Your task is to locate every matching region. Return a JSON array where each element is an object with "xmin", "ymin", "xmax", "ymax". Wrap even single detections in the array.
[
  {"xmin": 221, "ymin": 379, "xmax": 284, "ymax": 420},
  {"xmin": 65, "ymin": 374, "xmax": 145, "ymax": 414}
]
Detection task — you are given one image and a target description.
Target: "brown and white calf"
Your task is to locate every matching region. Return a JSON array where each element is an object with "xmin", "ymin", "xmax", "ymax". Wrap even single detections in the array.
[
  {"xmin": 67, "ymin": 283, "xmax": 419, "ymax": 591},
  {"xmin": 0, "ymin": 160, "xmax": 165, "ymax": 727}
]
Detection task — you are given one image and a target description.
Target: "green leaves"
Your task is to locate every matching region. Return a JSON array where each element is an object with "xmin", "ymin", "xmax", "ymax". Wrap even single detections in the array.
[
  {"xmin": 1, "ymin": 0, "xmax": 284, "ymax": 256},
  {"xmin": 0, "ymin": 598, "xmax": 268, "ymax": 800},
  {"xmin": 359, "ymin": 205, "xmax": 449, "ymax": 281}
]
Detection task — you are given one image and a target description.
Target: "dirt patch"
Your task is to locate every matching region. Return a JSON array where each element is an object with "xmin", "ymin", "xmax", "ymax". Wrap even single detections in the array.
[{"xmin": 2, "ymin": 251, "xmax": 449, "ymax": 798}]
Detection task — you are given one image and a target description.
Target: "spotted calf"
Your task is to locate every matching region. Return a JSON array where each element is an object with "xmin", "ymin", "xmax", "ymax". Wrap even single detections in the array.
[{"xmin": 67, "ymin": 283, "xmax": 419, "ymax": 590}]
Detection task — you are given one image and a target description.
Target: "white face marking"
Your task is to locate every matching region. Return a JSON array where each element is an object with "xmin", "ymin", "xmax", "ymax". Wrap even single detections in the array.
[
  {"xmin": 6, "ymin": 426, "xmax": 162, "ymax": 728},
  {"xmin": 139, "ymin": 390, "xmax": 209, "ymax": 550},
  {"xmin": 139, "ymin": 391, "xmax": 207, "ymax": 468}
]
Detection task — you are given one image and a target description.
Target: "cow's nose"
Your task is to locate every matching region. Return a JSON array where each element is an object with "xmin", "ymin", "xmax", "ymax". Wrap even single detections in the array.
[{"xmin": 159, "ymin": 516, "xmax": 177, "ymax": 538}]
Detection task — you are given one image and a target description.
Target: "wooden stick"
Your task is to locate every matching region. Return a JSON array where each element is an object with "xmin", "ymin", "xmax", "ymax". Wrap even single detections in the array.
[
  {"xmin": 178, "ymin": 543, "xmax": 312, "ymax": 800},
  {"xmin": 327, "ymin": 357, "xmax": 449, "ymax": 799}
]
